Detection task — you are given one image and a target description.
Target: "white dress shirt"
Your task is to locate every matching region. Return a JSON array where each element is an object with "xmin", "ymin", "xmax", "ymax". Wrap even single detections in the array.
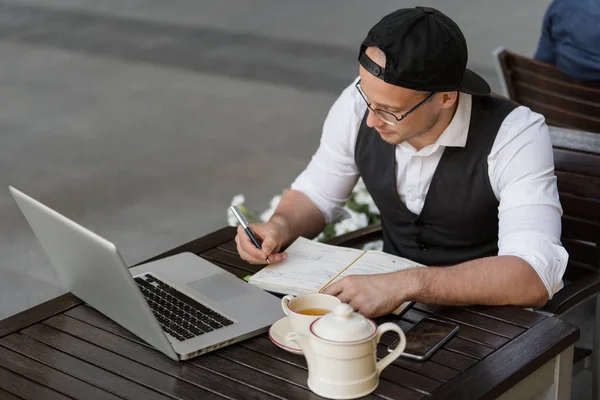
[{"xmin": 291, "ymin": 77, "xmax": 568, "ymax": 298}]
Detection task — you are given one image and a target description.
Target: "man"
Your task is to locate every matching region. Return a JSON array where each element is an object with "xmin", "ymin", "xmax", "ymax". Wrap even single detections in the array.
[
  {"xmin": 534, "ymin": 0, "xmax": 600, "ymax": 81},
  {"xmin": 235, "ymin": 7, "xmax": 568, "ymax": 318}
]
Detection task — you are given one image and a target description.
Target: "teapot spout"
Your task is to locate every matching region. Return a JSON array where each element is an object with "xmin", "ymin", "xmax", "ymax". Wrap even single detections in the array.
[{"xmin": 286, "ymin": 332, "xmax": 316, "ymax": 371}]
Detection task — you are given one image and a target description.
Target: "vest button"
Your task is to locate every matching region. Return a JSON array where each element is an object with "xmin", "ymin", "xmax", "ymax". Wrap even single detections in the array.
[{"xmin": 419, "ymin": 243, "xmax": 428, "ymax": 251}]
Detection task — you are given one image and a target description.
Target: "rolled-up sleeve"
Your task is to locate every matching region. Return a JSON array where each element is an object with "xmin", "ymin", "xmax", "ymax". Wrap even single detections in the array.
[
  {"xmin": 291, "ymin": 78, "xmax": 366, "ymax": 223},
  {"xmin": 490, "ymin": 106, "xmax": 568, "ymax": 298}
]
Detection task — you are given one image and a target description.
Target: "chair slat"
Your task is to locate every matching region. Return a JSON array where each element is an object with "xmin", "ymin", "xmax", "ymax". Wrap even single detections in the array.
[
  {"xmin": 563, "ymin": 260, "xmax": 598, "ymax": 281},
  {"xmin": 515, "ymin": 82, "xmax": 600, "ymax": 117},
  {"xmin": 507, "ymin": 51, "xmax": 600, "ymax": 89},
  {"xmin": 497, "ymin": 49, "xmax": 600, "ymax": 133},
  {"xmin": 562, "ymin": 239, "xmax": 600, "ymax": 269},
  {"xmin": 557, "ymin": 171, "xmax": 600, "ymax": 198},
  {"xmin": 512, "ymin": 69, "xmax": 600, "ymax": 103},
  {"xmin": 560, "ymin": 193, "xmax": 600, "ymax": 222},
  {"xmin": 550, "ymin": 127, "xmax": 600, "ymax": 153},
  {"xmin": 554, "ymin": 148, "xmax": 600, "ymax": 177},
  {"xmin": 522, "ymin": 99, "xmax": 600, "ymax": 133},
  {"xmin": 562, "ymin": 215, "xmax": 600, "ymax": 244}
]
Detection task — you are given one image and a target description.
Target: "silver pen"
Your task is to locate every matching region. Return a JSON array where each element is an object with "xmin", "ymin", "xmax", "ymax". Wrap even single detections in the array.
[{"xmin": 230, "ymin": 205, "xmax": 270, "ymax": 264}]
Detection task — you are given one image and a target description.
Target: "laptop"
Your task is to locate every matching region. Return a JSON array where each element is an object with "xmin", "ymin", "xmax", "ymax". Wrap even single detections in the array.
[{"xmin": 9, "ymin": 186, "xmax": 283, "ymax": 361}]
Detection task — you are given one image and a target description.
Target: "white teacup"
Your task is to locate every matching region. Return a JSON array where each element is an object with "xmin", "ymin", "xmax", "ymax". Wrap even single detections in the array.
[{"xmin": 281, "ymin": 293, "xmax": 341, "ymax": 337}]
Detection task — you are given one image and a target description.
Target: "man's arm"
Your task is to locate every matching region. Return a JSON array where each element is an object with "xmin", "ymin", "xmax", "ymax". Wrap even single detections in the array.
[
  {"xmin": 268, "ymin": 189, "xmax": 327, "ymax": 249},
  {"xmin": 409, "ymin": 256, "xmax": 549, "ymax": 307}
]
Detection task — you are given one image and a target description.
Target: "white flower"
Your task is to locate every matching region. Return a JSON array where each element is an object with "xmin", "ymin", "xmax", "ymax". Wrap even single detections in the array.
[
  {"xmin": 269, "ymin": 195, "xmax": 282, "ymax": 209},
  {"xmin": 227, "ymin": 208, "xmax": 238, "ymax": 227},
  {"xmin": 231, "ymin": 194, "xmax": 245, "ymax": 207},
  {"xmin": 354, "ymin": 191, "xmax": 380, "ymax": 215},
  {"xmin": 362, "ymin": 240, "xmax": 384, "ymax": 251},
  {"xmin": 228, "ymin": 194, "xmax": 247, "ymax": 226},
  {"xmin": 352, "ymin": 178, "xmax": 379, "ymax": 215},
  {"xmin": 260, "ymin": 195, "xmax": 282, "ymax": 222},
  {"xmin": 334, "ymin": 208, "xmax": 369, "ymax": 236},
  {"xmin": 353, "ymin": 177, "xmax": 367, "ymax": 193}
]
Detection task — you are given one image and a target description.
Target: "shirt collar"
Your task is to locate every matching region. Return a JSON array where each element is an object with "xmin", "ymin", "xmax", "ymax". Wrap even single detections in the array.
[{"xmin": 434, "ymin": 92, "xmax": 471, "ymax": 148}]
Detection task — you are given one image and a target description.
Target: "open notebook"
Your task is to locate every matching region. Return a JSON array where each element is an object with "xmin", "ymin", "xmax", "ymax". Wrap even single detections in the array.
[{"xmin": 248, "ymin": 237, "xmax": 425, "ymax": 315}]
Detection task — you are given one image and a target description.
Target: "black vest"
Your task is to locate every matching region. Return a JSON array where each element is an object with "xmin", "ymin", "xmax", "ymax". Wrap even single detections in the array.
[{"xmin": 355, "ymin": 95, "xmax": 518, "ymax": 266}]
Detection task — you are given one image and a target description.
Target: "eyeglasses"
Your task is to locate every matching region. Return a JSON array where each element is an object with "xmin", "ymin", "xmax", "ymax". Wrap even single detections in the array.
[{"xmin": 355, "ymin": 80, "xmax": 436, "ymax": 125}]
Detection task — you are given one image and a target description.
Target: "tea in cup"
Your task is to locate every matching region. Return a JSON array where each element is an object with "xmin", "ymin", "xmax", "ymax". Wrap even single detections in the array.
[{"xmin": 281, "ymin": 294, "xmax": 341, "ymax": 336}]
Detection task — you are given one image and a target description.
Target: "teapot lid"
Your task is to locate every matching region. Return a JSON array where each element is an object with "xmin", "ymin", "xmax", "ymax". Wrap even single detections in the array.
[{"xmin": 311, "ymin": 303, "xmax": 375, "ymax": 342}]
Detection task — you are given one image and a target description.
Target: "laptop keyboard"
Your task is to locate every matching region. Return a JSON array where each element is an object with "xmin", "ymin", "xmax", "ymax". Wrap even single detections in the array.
[{"xmin": 134, "ymin": 274, "xmax": 234, "ymax": 342}]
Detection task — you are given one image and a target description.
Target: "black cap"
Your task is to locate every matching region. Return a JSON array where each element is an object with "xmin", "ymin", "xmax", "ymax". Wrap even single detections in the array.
[{"xmin": 359, "ymin": 6, "xmax": 490, "ymax": 96}]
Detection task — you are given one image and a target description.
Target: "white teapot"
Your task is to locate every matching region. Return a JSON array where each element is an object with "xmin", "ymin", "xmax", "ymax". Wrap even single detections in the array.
[{"xmin": 286, "ymin": 303, "xmax": 406, "ymax": 400}]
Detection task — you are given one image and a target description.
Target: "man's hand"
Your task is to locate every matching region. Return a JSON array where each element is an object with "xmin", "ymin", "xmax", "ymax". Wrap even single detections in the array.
[
  {"xmin": 322, "ymin": 271, "xmax": 415, "ymax": 318},
  {"xmin": 235, "ymin": 222, "xmax": 289, "ymax": 264}
]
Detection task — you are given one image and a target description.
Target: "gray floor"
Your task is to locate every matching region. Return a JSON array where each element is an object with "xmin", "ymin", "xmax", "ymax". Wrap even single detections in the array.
[{"xmin": 0, "ymin": 0, "xmax": 593, "ymax": 398}]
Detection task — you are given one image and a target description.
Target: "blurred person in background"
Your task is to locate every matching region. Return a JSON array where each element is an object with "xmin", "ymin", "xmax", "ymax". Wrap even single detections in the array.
[
  {"xmin": 236, "ymin": 7, "xmax": 568, "ymax": 318},
  {"xmin": 534, "ymin": 0, "xmax": 600, "ymax": 81}
]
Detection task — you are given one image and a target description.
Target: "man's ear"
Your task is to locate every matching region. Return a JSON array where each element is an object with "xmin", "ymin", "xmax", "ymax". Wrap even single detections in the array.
[{"xmin": 438, "ymin": 91, "xmax": 459, "ymax": 110}]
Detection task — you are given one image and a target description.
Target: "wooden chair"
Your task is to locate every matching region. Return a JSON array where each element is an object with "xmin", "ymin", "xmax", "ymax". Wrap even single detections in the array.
[
  {"xmin": 329, "ymin": 126, "xmax": 600, "ymax": 398},
  {"xmin": 493, "ymin": 47, "xmax": 600, "ymax": 133}
]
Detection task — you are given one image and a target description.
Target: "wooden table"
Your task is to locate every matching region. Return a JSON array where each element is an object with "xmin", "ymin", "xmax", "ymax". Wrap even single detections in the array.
[{"xmin": 0, "ymin": 227, "xmax": 580, "ymax": 400}]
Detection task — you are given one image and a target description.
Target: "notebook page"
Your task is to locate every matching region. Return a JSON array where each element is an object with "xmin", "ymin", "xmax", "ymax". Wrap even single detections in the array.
[
  {"xmin": 323, "ymin": 250, "xmax": 425, "ymax": 315},
  {"xmin": 248, "ymin": 237, "xmax": 364, "ymax": 294},
  {"xmin": 334, "ymin": 250, "xmax": 424, "ymax": 281}
]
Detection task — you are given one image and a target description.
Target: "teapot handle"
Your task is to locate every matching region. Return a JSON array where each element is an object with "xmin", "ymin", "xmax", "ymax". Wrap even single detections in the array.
[{"xmin": 375, "ymin": 322, "xmax": 406, "ymax": 375}]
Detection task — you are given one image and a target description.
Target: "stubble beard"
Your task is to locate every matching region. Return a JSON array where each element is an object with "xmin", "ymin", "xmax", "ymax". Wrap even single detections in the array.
[{"xmin": 384, "ymin": 111, "xmax": 441, "ymax": 146}]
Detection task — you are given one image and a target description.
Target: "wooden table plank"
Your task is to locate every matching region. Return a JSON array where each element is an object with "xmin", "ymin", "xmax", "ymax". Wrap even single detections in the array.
[
  {"xmin": 66, "ymin": 305, "xmax": 142, "ymax": 337},
  {"xmin": 21, "ymin": 323, "xmax": 221, "ymax": 400},
  {"xmin": 192, "ymin": 353, "xmax": 331, "ymax": 400},
  {"xmin": 0, "ymin": 345, "xmax": 121, "ymax": 400},
  {"xmin": 201, "ymin": 248, "xmax": 264, "ymax": 274},
  {"xmin": 430, "ymin": 349, "xmax": 478, "ymax": 371},
  {"xmin": 464, "ymin": 306, "xmax": 546, "ymax": 329},
  {"xmin": 0, "ymin": 388, "xmax": 24, "ymax": 400},
  {"xmin": 138, "ymin": 227, "xmax": 237, "ymax": 266},
  {"xmin": 414, "ymin": 304, "xmax": 525, "ymax": 338},
  {"xmin": 429, "ymin": 316, "xmax": 579, "ymax": 400},
  {"xmin": 222, "ymin": 342, "xmax": 441, "ymax": 396},
  {"xmin": 229, "ymin": 342, "xmax": 428, "ymax": 400},
  {"xmin": 375, "ymin": 345, "xmax": 460, "ymax": 383},
  {"xmin": 378, "ymin": 363, "xmax": 443, "ymax": 394},
  {"xmin": 47, "ymin": 313, "xmax": 276, "ymax": 400},
  {"xmin": 237, "ymin": 333, "xmax": 440, "ymax": 397},
  {"xmin": 0, "ymin": 293, "xmax": 80, "ymax": 339},
  {"xmin": 0, "ymin": 333, "xmax": 171, "ymax": 400},
  {"xmin": 242, "ymin": 336, "xmax": 308, "ymax": 367},
  {"xmin": 0, "ymin": 365, "xmax": 71, "ymax": 400},
  {"xmin": 64, "ymin": 306, "xmax": 320, "ymax": 400},
  {"xmin": 216, "ymin": 345, "xmax": 318, "ymax": 388},
  {"xmin": 218, "ymin": 240, "xmax": 240, "ymax": 254},
  {"xmin": 443, "ymin": 337, "xmax": 494, "ymax": 359},
  {"xmin": 402, "ymin": 309, "xmax": 510, "ymax": 349}
]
